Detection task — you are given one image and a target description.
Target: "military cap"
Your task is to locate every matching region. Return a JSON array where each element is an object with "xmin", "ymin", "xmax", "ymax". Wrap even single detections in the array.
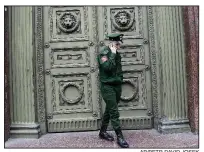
[{"xmin": 106, "ymin": 33, "xmax": 124, "ymax": 43}]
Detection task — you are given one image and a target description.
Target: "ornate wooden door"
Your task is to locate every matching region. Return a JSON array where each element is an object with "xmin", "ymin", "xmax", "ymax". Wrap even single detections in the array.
[
  {"xmin": 44, "ymin": 6, "xmax": 153, "ymax": 132},
  {"xmin": 44, "ymin": 6, "xmax": 101, "ymax": 132},
  {"xmin": 97, "ymin": 6, "xmax": 153, "ymax": 129}
]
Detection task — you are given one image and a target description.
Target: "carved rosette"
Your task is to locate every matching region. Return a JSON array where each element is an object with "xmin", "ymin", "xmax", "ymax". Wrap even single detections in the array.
[
  {"xmin": 111, "ymin": 9, "xmax": 135, "ymax": 32},
  {"xmin": 57, "ymin": 11, "xmax": 80, "ymax": 34}
]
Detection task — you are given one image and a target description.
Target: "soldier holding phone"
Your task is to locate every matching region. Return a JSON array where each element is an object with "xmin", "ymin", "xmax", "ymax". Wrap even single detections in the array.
[{"xmin": 97, "ymin": 33, "xmax": 129, "ymax": 148}]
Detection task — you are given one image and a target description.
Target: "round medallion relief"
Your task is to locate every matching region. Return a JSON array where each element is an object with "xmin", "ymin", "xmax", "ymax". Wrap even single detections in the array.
[
  {"xmin": 58, "ymin": 12, "xmax": 80, "ymax": 33},
  {"xmin": 60, "ymin": 82, "xmax": 83, "ymax": 104},
  {"xmin": 121, "ymin": 79, "xmax": 138, "ymax": 101},
  {"xmin": 113, "ymin": 10, "xmax": 134, "ymax": 31}
]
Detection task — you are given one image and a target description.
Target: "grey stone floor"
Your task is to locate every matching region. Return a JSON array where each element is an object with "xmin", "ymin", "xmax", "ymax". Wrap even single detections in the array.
[{"xmin": 5, "ymin": 129, "xmax": 199, "ymax": 148}]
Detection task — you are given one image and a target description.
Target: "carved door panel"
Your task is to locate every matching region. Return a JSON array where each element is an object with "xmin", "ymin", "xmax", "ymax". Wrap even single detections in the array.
[
  {"xmin": 44, "ymin": 6, "xmax": 101, "ymax": 132},
  {"xmin": 97, "ymin": 6, "xmax": 153, "ymax": 129}
]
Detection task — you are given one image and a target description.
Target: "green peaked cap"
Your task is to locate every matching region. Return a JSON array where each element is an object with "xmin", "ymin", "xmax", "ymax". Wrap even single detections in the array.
[{"xmin": 106, "ymin": 33, "xmax": 124, "ymax": 43}]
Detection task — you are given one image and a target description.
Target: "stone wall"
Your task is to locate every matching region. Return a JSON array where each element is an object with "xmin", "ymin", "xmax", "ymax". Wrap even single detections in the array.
[{"xmin": 183, "ymin": 6, "xmax": 199, "ymax": 134}]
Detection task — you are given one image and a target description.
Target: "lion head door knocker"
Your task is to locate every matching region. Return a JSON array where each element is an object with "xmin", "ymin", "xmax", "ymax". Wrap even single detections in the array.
[
  {"xmin": 58, "ymin": 12, "xmax": 80, "ymax": 33},
  {"xmin": 112, "ymin": 10, "xmax": 135, "ymax": 31}
]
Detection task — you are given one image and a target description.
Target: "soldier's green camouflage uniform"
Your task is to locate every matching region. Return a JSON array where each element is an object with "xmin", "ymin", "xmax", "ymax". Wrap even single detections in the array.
[
  {"xmin": 98, "ymin": 33, "xmax": 129, "ymax": 148},
  {"xmin": 98, "ymin": 45, "xmax": 123, "ymax": 130}
]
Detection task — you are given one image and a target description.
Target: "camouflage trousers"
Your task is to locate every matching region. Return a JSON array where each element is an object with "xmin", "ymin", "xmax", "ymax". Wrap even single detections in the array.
[{"xmin": 100, "ymin": 83, "xmax": 122, "ymax": 130}]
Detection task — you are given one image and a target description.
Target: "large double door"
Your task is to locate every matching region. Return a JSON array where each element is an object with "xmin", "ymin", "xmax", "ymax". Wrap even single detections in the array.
[{"xmin": 43, "ymin": 6, "xmax": 153, "ymax": 132}]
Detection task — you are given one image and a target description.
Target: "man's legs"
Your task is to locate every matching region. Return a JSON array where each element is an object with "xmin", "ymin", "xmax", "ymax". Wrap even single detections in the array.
[
  {"xmin": 101, "ymin": 105, "xmax": 110, "ymax": 127},
  {"xmin": 100, "ymin": 84, "xmax": 129, "ymax": 148},
  {"xmin": 101, "ymin": 84, "xmax": 120, "ymax": 130},
  {"xmin": 99, "ymin": 104, "xmax": 114, "ymax": 141},
  {"xmin": 113, "ymin": 84, "xmax": 129, "ymax": 148},
  {"xmin": 99, "ymin": 84, "xmax": 115, "ymax": 141}
]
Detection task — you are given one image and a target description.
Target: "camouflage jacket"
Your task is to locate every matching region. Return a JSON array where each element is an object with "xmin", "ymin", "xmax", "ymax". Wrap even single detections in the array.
[{"xmin": 97, "ymin": 46, "xmax": 123, "ymax": 85}]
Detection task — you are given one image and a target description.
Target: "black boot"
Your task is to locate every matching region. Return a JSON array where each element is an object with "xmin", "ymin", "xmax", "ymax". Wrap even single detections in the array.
[
  {"xmin": 99, "ymin": 125, "xmax": 114, "ymax": 141},
  {"xmin": 115, "ymin": 128, "xmax": 129, "ymax": 148}
]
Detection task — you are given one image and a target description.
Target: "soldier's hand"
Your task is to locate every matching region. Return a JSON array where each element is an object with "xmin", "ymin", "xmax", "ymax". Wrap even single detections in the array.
[{"xmin": 110, "ymin": 45, "xmax": 117, "ymax": 54}]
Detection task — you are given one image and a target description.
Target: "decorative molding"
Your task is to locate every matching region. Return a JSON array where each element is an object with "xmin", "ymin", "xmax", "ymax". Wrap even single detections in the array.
[
  {"xmin": 87, "ymin": 73, "xmax": 92, "ymax": 108},
  {"xmin": 104, "ymin": 7, "xmax": 144, "ymax": 39},
  {"xmin": 138, "ymin": 6, "xmax": 143, "ymax": 38},
  {"xmin": 147, "ymin": 7, "xmax": 159, "ymax": 119},
  {"xmin": 120, "ymin": 117, "xmax": 152, "ymax": 129},
  {"xmin": 51, "ymin": 79, "xmax": 56, "ymax": 112},
  {"xmin": 50, "ymin": 6, "xmax": 89, "ymax": 42},
  {"xmin": 10, "ymin": 123, "xmax": 41, "ymax": 138},
  {"xmin": 103, "ymin": 7, "xmax": 108, "ymax": 37},
  {"xmin": 158, "ymin": 119, "xmax": 190, "ymax": 134},
  {"xmin": 60, "ymin": 82, "xmax": 84, "ymax": 104},
  {"xmin": 35, "ymin": 7, "xmax": 46, "ymax": 124},
  {"xmin": 107, "ymin": 116, "xmax": 152, "ymax": 130},
  {"xmin": 118, "ymin": 71, "xmax": 147, "ymax": 111},
  {"xmin": 48, "ymin": 118, "xmax": 98, "ymax": 132},
  {"xmin": 57, "ymin": 54, "xmax": 83, "ymax": 60},
  {"xmin": 49, "ymin": 7, "xmax": 53, "ymax": 37},
  {"xmin": 83, "ymin": 6, "xmax": 89, "ymax": 40},
  {"xmin": 53, "ymin": 109, "xmax": 92, "ymax": 115},
  {"xmin": 141, "ymin": 71, "xmax": 147, "ymax": 107},
  {"xmin": 57, "ymin": 11, "xmax": 80, "ymax": 33},
  {"xmin": 50, "ymin": 73, "xmax": 93, "ymax": 115},
  {"xmin": 92, "ymin": 7, "xmax": 98, "ymax": 43},
  {"xmin": 92, "ymin": 7, "xmax": 101, "ymax": 119},
  {"xmin": 119, "ymin": 45, "xmax": 145, "ymax": 65},
  {"xmin": 121, "ymin": 79, "xmax": 138, "ymax": 101},
  {"xmin": 49, "ymin": 47, "xmax": 90, "ymax": 68},
  {"xmin": 111, "ymin": 9, "xmax": 135, "ymax": 31}
]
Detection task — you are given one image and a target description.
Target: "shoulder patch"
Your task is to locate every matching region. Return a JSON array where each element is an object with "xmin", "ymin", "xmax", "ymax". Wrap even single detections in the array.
[{"xmin": 101, "ymin": 56, "xmax": 108, "ymax": 63}]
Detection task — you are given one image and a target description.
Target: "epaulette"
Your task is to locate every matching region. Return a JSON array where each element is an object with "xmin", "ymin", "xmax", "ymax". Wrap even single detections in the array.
[{"xmin": 99, "ymin": 46, "xmax": 109, "ymax": 55}]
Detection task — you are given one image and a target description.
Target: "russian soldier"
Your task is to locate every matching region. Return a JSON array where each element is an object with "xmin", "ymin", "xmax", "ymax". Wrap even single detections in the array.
[{"xmin": 98, "ymin": 33, "xmax": 129, "ymax": 148}]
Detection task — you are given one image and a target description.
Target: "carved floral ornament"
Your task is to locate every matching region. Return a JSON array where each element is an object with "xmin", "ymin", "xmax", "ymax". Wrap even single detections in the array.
[
  {"xmin": 57, "ymin": 12, "xmax": 80, "ymax": 33},
  {"xmin": 112, "ymin": 10, "xmax": 135, "ymax": 31}
]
